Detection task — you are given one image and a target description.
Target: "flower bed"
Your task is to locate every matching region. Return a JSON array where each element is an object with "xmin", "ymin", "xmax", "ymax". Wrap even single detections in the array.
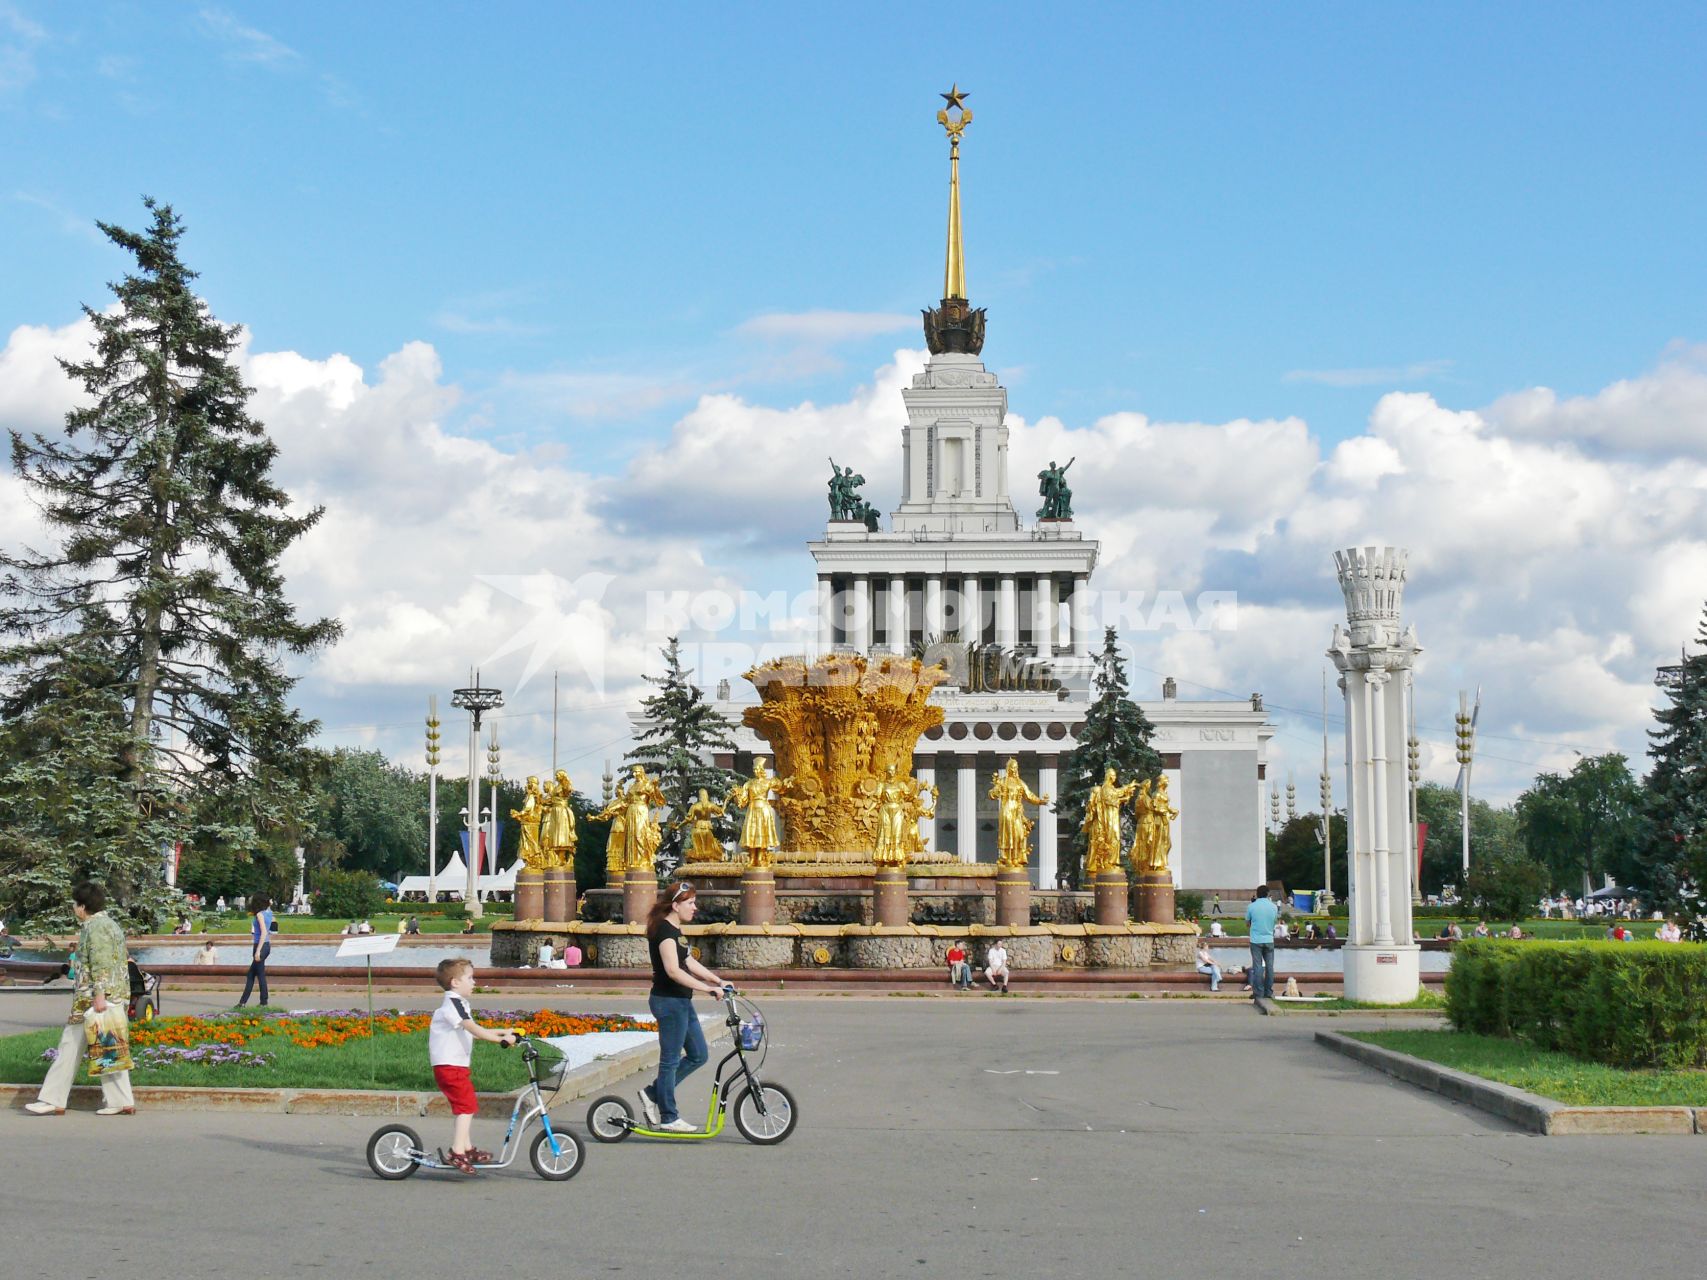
[{"xmin": 4, "ymin": 1008, "xmax": 651, "ymax": 1092}]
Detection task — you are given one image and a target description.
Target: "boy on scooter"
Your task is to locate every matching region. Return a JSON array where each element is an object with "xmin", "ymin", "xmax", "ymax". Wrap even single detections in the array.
[{"xmin": 430, "ymin": 958, "xmax": 521, "ymax": 1174}]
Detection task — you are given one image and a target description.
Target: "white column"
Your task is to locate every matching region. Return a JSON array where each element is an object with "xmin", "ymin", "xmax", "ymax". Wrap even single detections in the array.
[
  {"xmin": 1368, "ymin": 670, "xmax": 1394, "ymax": 945},
  {"xmin": 1072, "ymin": 573, "xmax": 1093, "ymax": 657},
  {"xmin": 887, "ymin": 576, "xmax": 908, "ymax": 654},
  {"xmin": 1342, "ymin": 674, "xmax": 1368, "ymax": 945},
  {"xmin": 997, "ymin": 575, "xmax": 1018, "ymax": 648},
  {"xmin": 957, "ymin": 755, "xmax": 978, "ymax": 863},
  {"xmin": 816, "ymin": 575, "xmax": 834, "ymax": 654},
  {"xmin": 1034, "ymin": 575, "xmax": 1057, "ymax": 655},
  {"xmin": 1037, "ymin": 754, "xmax": 1058, "ymax": 889},
  {"xmin": 850, "ymin": 573, "xmax": 872, "ymax": 654},
  {"xmin": 916, "ymin": 758, "xmax": 936, "ymax": 850},
  {"xmin": 924, "ymin": 575, "xmax": 945, "ymax": 642},
  {"xmin": 961, "ymin": 575, "xmax": 982, "ymax": 644}
]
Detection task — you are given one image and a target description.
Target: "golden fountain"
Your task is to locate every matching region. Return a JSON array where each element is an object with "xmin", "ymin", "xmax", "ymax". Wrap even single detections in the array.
[{"xmin": 741, "ymin": 653, "xmax": 948, "ymax": 859}]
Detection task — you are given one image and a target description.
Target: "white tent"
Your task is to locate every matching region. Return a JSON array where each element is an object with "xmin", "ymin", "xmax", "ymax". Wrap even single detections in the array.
[{"xmin": 397, "ymin": 853, "xmax": 468, "ymax": 901}]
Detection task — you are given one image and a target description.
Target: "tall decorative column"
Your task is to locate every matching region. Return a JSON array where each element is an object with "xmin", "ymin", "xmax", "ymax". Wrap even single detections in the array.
[
  {"xmin": 1329, "ymin": 546, "xmax": 1422, "ymax": 1003},
  {"xmin": 1037, "ymin": 754, "xmax": 1059, "ymax": 889},
  {"xmin": 1071, "ymin": 574, "xmax": 1093, "ymax": 658},
  {"xmin": 997, "ymin": 575, "xmax": 1018, "ymax": 648},
  {"xmin": 915, "ymin": 759, "xmax": 937, "ymax": 849},
  {"xmin": 924, "ymin": 575, "xmax": 945, "ymax": 642},
  {"xmin": 887, "ymin": 576, "xmax": 908, "ymax": 653},
  {"xmin": 960, "ymin": 575, "xmax": 982, "ymax": 644},
  {"xmin": 957, "ymin": 755, "xmax": 978, "ymax": 862},
  {"xmin": 850, "ymin": 573, "xmax": 873, "ymax": 653},
  {"xmin": 1034, "ymin": 575, "xmax": 1057, "ymax": 655},
  {"xmin": 817, "ymin": 575, "xmax": 834, "ymax": 653}
]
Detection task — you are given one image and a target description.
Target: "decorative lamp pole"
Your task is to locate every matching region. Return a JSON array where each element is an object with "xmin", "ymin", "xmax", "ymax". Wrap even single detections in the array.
[
  {"xmin": 1286, "ymin": 779, "xmax": 1298, "ymax": 824},
  {"xmin": 451, "ymin": 673, "xmax": 504, "ymax": 919},
  {"xmin": 1408, "ymin": 694, "xmax": 1422, "ymax": 905},
  {"xmin": 1320, "ymin": 670, "xmax": 1334, "ymax": 905},
  {"xmin": 1454, "ymin": 689, "xmax": 1478, "ymax": 887},
  {"xmin": 425, "ymin": 697, "xmax": 442, "ymax": 902},
  {"xmin": 485, "ymin": 726, "xmax": 502, "ymax": 902},
  {"xmin": 1269, "ymin": 784, "xmax": 1281, "ymax": 832}
]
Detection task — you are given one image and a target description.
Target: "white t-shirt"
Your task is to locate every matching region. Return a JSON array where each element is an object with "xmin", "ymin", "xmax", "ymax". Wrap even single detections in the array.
[
  {"xmin": 429, "ymin": 991, "xmax": 475, "ymax": 1067},
  {"xmin": 1209, "ymin": 921, "xmax": 1224, "ymax": 937},
  {"xmin": 986, "ymin": 945, "xmax": 1009, "ymax": 973}
]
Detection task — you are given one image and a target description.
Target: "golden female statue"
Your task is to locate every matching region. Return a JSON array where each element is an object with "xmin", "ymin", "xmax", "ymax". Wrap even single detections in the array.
[
  {"xmin": 989, "ymin": 758, "xmax": 1049, "ymax": 869},
  {"xmin": 676, "ymin": 789, "xmax": 728, "ymax": 863},
  {"xmin": 622, "ymin": 765, "xmax": 667, "ymax": 873},
  {"xmin": 1132, "ymin": 775, "xmax": 1179, "ymax": 874},
  {"xmin": 907, "ymin": 778, "xmax": 939, "ymax": 856},
  {"xmin": 1082, "ymin": 766, "xmax": 1139, "ymax": 876},
  {"xmin": 542, "ymin": 770, "xmax": 578, "ymax": 866},
  {"xmin": 873, "ymin": 764, "xmax": 916, "ymax": 867},
  {"xmin": 511, "ymin": 775, "xmax": 549, "ymax": 870},
  {"xmin": 727, "ymin": 757, "xmax": 789, "ymax": 868},
  {"xmin": 591, "ymin": 783, "xmax": 628, "ymax": 876}
]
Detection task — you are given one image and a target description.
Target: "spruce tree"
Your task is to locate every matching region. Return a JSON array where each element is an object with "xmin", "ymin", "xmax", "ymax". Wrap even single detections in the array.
[
  {"xmin": 624, "ymin": 637, "xmax": 743, "ymax": 875},
  {"xmin": 1056, "ymin": 627, "xmax": 1163, "ymax": 888},
  {"xmin": 1639, "ymin": 603, "xmax": 1707, "ymax": 912},
  {"xmin": 0, "ymin": 199, "xmax": 340, "ymax": 929}
]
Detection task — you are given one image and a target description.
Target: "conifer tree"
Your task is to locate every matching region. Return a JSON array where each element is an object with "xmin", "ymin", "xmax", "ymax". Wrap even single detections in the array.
[
  {"xmin": 0, "ymin": 200, "xmax": 340, "ymax": 929},
  {"xmin": 1638, "ymin": 603, "xmax": 1707, "ymax": 912},
  {"xmin": 1056, "ymin": 627, "xmax": 1163, "ymax": 888},
  {"xmin": 625, "ymin": 637, "xmax": 743, "ymax": 874}
]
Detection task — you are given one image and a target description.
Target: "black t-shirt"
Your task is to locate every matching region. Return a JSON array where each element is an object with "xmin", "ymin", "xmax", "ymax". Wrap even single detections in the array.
[{"xmin": 648, "ymin": 920, "xmax": 694, "ymax": 999}]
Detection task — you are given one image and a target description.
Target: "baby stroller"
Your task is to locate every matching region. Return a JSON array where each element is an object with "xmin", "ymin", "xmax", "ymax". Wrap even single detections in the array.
[{"xmin": 126, "ymin": 959, "xmax": 161, "ymax": 1023}]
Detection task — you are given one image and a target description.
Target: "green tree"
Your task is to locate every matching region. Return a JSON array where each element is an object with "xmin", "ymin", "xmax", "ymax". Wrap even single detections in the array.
[
  {"xmin": 313, "ymin": 748, "xmax": 428, "ymax": 879},
  {"xmin": 625, "ymin": 637, "xmax": 742, "ymax": 872},
  {"xmin": 1516, "ymin": 753, "xmax": 1644, "ymax": 896},
  {"xmin": 1465, "ymin": 851, "xmax": 1550, "ymax": 920},
  {"xmin": 1416, "ymin": 783, "xmax": 1521, "ymax": 898},
  {"xmin": 1638, "ymin": 605, "xmax": 1707, "ymax": 912},
  {"xmin": 0, "ymin": 201, "xmax": 339, "ymax": 929},
  {"xmin": 1267, "ymin": 812, "xmax": 1348, "ymax": 897},
  {"xmin": 1057, "ymin": 628, "xmax": 1162, "ymax": 888}
]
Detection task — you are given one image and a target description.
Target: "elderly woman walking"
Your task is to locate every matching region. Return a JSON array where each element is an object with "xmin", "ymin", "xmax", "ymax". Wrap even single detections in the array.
[{"xmin": 26, "ymin": 882, "xmax": 136, "ymax": 1116}]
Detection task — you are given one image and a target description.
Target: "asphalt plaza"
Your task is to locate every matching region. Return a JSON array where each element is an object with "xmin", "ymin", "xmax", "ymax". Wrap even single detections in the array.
[{"xmin": 1, "ymin": 989, "xmax": 1702, "ymax": 1279}]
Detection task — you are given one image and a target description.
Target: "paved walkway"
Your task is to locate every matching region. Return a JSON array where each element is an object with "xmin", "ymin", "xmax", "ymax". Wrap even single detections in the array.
[{"xmin": 1, "ymin": 990, "xmax": 1700, "ymax": 1277}]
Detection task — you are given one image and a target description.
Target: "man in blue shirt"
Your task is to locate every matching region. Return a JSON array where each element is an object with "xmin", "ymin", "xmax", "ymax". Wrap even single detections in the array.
[{"xmin": 1245, "ymin": 885, "xmax": 1279, "ymax": 1003}]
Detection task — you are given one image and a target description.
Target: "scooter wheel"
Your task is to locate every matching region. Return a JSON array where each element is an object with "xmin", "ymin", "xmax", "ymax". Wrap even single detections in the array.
[
  {"xmin": 732, "ymin": 1082, "xmax": 798, "ymax": 1145},
  {"xmin": 367, "ymin": 1123, "xmax": 423, "ymax": 1178},
  {"xmin": 529, "ymin": 1127, "xmax": 585, "ymax": 1180},
  {"xmin": 586, "ymin": 1094, "xmax": 634, "ymax": 1142}
]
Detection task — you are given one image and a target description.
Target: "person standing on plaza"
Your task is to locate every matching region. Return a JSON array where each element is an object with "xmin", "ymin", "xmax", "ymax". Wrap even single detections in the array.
[
  {"xmin": 1245, "ymin": 884, "xmax": 1278, "ymax": 1003},
  {"xmin": 640, "ymin": 882, "xmax": 727, "ymax": 1132},
  {"xmin": 237, "ymin": 893, "xmax": 274, "ymax": 1007},
  {"xmin": 27, "ymin": 882, "xmax": 135, "ymax": 1116},
  {"xmin": 1211, "ymin": 893, "xmax": 1222, "ymax": 916}
]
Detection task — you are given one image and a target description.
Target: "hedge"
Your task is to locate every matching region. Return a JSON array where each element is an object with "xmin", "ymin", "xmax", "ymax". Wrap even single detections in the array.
[{"xmin": 1446, "ymin": 939, "xmax": 1707, "ymax": 1069}]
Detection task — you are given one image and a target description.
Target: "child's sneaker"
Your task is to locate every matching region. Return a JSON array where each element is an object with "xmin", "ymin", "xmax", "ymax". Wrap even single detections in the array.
[
  {"xmin": 639, "ymin": 1087, "xmax": 661, "ymax": 1127},
  {"xmin": 659, "ymin": 1118, "xmax": 697, "ymax": 1133}
]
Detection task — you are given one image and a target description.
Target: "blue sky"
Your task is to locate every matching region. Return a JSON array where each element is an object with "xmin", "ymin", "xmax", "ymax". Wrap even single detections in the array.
[
  {"xmin": 3, "ymin": 2, "xmax": 1706, "ymax": 805},
  {"xmin": 7, "ymin": 2, "xmax": 1705, "ymax": 452}
]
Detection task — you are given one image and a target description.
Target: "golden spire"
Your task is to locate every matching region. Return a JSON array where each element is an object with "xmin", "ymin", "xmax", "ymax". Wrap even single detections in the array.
[{"xmin": 937, "ymin": 84, "xmax": 972, "ymax": 301}]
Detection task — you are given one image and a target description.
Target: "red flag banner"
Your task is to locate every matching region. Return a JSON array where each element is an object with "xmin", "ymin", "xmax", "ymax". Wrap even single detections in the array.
[{"xmin": 1416, "ymin": 821, "xmax": 1429, "ymax": 887}]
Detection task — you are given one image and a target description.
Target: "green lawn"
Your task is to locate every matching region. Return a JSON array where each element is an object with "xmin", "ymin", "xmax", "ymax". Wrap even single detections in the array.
[
  {"xmin": 1280, "ymin": 990, "xmax": 1446, "ymax": 1012},
  {"xmin": 1350, "ymin": 1029, "xmax": 1707, "ymax": 1106}
]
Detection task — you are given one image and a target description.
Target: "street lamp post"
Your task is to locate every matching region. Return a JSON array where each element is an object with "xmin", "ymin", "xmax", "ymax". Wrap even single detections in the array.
[
  {"xmin": 1408, "ymin": 681, "xmax": 1422, "ymax": 905},
  {"xmin": 485, "ymin": 727, "xmax": 502, "ymax": 902},
  {"xmin": 1454, "ymin": 688, "xmax": 1478, "ymax": 887},
  {"xmin": 451, "ymin": 674, "xmax": 504, "ymax": 919},
  {"xmin": 1320, "ymin": 669, "xmax": 1334, "ymax": 906},
  {"xmin": 425, "ymin": 697, "xmax": 442, "ymax": 902}
]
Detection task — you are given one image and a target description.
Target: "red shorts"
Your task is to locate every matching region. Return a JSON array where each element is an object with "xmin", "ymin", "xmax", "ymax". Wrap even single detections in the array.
[{"xmin": 433, "ymin": 1064, "xmax": 477, "ymax": 1115}]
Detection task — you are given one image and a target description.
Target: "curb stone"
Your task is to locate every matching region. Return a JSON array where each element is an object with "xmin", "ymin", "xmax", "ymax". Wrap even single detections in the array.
[
  {"xmin": 1316, "ymin": 1030, "xmax": 1702, "ymax": 1135},
  {"xmin": 0, "ymin": 1025, "xmax": 729, "ymax": 1118}
]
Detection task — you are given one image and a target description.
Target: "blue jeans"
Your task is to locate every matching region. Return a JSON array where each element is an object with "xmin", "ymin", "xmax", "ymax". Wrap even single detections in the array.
[
  {"xmin": 239, "ymin": 942, "xmax": 270, "ymax": 1006},
  {"xmin": 647, "ymin": 994, "xmax": 708, "ymax": 1124},
  {"xmin": 1248, "ymin": 942, "xmax": 1274, "ymax": 999},
  {"xmin": 1196, "ymin": 960, "xmax": 1222, "ymax": 991}
]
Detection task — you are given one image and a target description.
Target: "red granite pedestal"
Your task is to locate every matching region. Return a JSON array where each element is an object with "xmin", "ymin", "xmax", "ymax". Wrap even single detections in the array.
[
  {"xmin": 739, "ymin": 867, "xmax": 777, "ymax": 925},
  {"xmin": 543, "ymin": 868, "xmax": 574, "ymax": 922},
  {"xmin": 995, "ymin": 867, "xmax": 1032, "ymax": 927},
  {"xmin": 1132, "ymin": 872, "xmax": 1175, "ymax": 925},
  {"xmin": 622, "ymin": 872, "xmax": 656, "ymax": 924},
  {"xmin": 1092, "ymin": 870, "xmax": 1130, "ymax": 926},
  {"xmin": 872, "ymin": 868, "xmax": 909, "ymax": 926},
  {"xmin": 514, "ymin": 868, "xmax": 545, "ymax": 922}
]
